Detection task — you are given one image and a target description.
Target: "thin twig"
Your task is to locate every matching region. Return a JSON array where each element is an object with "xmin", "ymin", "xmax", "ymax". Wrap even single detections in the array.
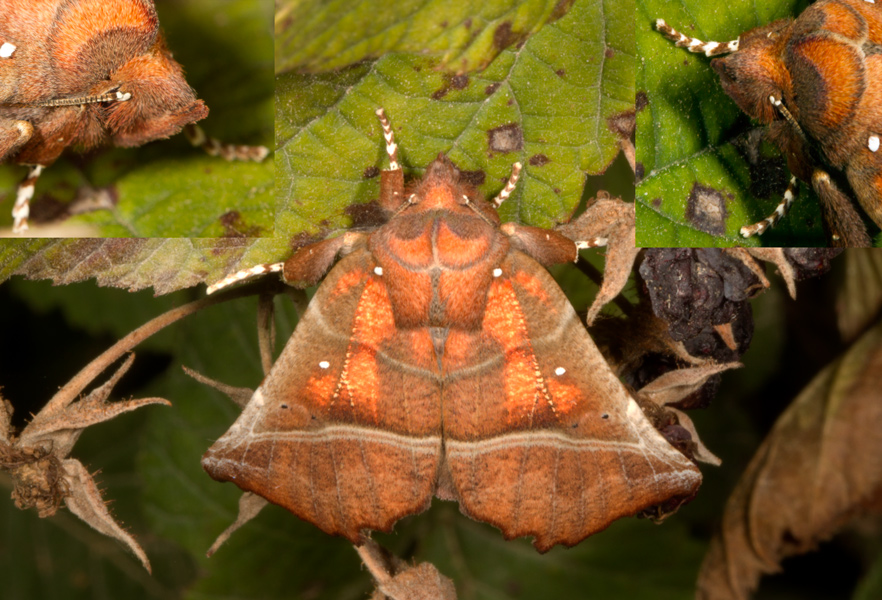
[{"xmin": 43, "ymin": 281, "xmax": 283, "ymax": 415}]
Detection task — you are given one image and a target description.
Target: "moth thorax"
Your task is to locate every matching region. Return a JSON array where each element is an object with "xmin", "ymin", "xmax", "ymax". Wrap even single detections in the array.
[{"xmin": 418, "ymin": 181, "xmax": 461, "ymax": 210}]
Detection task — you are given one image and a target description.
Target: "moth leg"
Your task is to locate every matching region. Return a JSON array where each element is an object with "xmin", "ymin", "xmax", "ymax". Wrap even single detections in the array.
[
  {"xmin": 12, "ymin": 164, "xmax": 44, "ymax": 234},
  {"xmin": 501, "ymin": 222, "xmax": 577, "ymax": 266},
  {"xmin": 283, "ymin": 231, "xmax": 367, "ymax": 287},
  {"xmin": 654, "ymin": 19, "xmax": 739, "ymax": 56},
  {"xmin": 491, "ymin": 162, "xmax": 523, "ymax": 208},
  {"xmin": 206, "ymin": 231, "xmax": 368, "ymax": 294},
  {"xmin": 811, "ymin": 169, "xmax": 872, "ymax": 247},
  {"xmin": 206, "ymin": 262, "xmax": 285, "ymax": 294},
  {"xmin": 184, "ymin": 124, "xmax": 269, "ymax": 162},
  {"xmin": 739, "ymin": 175, "xmax": 799, "ymax": 238},
  {"xmin": 375, "ymin": 108, "xmax": 405, "ymax": 211}
]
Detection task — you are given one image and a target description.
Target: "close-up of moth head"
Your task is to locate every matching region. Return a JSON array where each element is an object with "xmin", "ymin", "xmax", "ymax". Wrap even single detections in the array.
[
  {"xmin": 0, "ymin": 0, "xmax": 269, "ymax": 234},
  {"xmin": 649, "ymin": 0, "xmax": 882, "ymax": 247}
]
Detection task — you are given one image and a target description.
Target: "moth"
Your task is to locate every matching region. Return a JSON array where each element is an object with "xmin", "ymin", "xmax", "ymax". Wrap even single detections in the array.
[
  {"xmin": 656, "ymin": 0, "xmax": 882, "ymax": 246},
  {"xmin": 0, "ymin": 0, "xmax": 264, "ymax": 234},
  {"xmin": 202, "ymin": 109, "xmax": 701, "ymax": 551}
]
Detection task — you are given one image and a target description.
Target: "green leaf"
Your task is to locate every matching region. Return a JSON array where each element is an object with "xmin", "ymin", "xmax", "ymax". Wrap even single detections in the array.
[
  {"xmin": 275, "ymin": 0, "xmax": 571, "ymax": 75},
  {"xmin": 635, "ymin": 0, "xmax": 833, "ymax": 247},
  {"xmin": 0, "ymin": 0, "xmax": 274, "ymax": 238},
  {"xmin": 3, "ymin": 0, "xmax": 634, "ymax": 292},
  {"xmin": 273, "ymin": 0, "xmax": 635, "ymax": 271}
]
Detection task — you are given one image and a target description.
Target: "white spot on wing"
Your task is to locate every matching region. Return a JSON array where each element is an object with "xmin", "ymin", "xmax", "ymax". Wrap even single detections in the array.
[
  {"xmin": 374, "ymin": 266, "xmax": 383, "ymax": 276},
  {"xmin": 555, "ymin": 367, "xmax": 566, "ymax": 376},
  {"xmin": 869, "ymin": 135, "xmax": 880, "ymax": 152},
  {"xmin": 0, "ymin": 42, "xmax": 16, "ymax": 58},
  {"xmin": 319, "ymin": 361, "xmax": 330, "ymax": 369},
  {"xmin": 493, "ymin": 268, "xmax": 502, "ymax": 277}
]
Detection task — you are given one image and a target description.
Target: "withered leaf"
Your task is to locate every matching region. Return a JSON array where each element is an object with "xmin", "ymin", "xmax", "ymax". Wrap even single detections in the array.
[
  {"xmin": 697, "ymin": 319, "xmax": 882, "ymax": 600},
  {"xmin": 0, "ymin": 354, "xmax": 170, "ymax": 572}
]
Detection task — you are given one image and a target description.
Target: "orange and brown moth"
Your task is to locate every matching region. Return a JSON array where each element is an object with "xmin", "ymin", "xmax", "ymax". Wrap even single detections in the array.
[
  {"xmin": 202, "ymin": 110, "xmax": 700, "ymax": 551},
  {"xmin": 656, "ymin": 0, "xmax": 882, "ymax": 246},
  {"xmin": 0, "ymin": 0, "xmax": 265, "ymax": 233}
]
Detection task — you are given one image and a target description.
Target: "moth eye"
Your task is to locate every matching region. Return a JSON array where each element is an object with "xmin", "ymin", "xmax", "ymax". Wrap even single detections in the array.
[{"xmin": 601, "ymin": 413, "xmax": 610, "ymax": 420}]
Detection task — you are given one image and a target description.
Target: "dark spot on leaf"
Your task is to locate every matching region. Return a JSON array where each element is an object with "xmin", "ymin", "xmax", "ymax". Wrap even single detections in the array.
[
  {"xmin": 488, "ymin": 123, "xmax": 523, "ymax": 153},
  {"xmin": 457, "ymin": 169, "xmax": 486, "ymax": 187},
  {"xmin": 686, "ymin": 183, "xmax": 729, "ymax": 236},
  {"xmin": 607, "ymin": 110, "xmax": 635, "ymax": 139},
  {"xmin": 652, "ymin": 197, "xmax": 662, "ymax": 208},
  {"xmin": 529, "ymin": 154, "xmax": 550, "ymax": 166},
  {"xmin": 345, "ymin": 201, "xmax": 388, "ymax": 228},
  {"xmin": 363, "ymin": 166, "xmax": 380, "ymax": 179},
  {"xmin": 493, "ymin": 21, "xmax": 515, "ymax": 50},
  {"xmin": 219, "ymin": 211, "xmax": 262, "ymax": 238},
  {"xmin": 553, "ymin": 188, "xmax": 561, "ymax": 194},
  {"xmin": 551, "ymin": 0, "xmax": 576, "ymax": 20},
  {"xmin": 605, "ymin": 48, "xmax": 615, "ymax": 59},
  {"xmin": 636, "ymin": 163, "xmax": 645, "ymax": 180},
  {"xmin": 414, "ymin": 65, "xmax": 421, "ymax": 72},
  {"xmin": 465, "ymin": 18, "xmax": 472, "ymax": 29},
  {"xmin": 555, "ymin": 69, "xmax": 565, "ymax": 78},
  {"xmin": 485, "ymin": 83, "xmax": 500, "ymax": 95},
  {"xmin": 507, "ymin": 98, "xmax": 514, "ymax": 106},
  {"xmin": 291, "ymin": 230, "xmax": 325, "ymax": 252},
  {"xmin": 636, "ymin": 91, "xmax": 648, "ymax": 112},
  {"xmin": 433, "ymin": 73, "xmax": 470, "ymax": 99},
  {"xmin": 441, "ymin": 20, "xmax": 448, "ymax": 27}
]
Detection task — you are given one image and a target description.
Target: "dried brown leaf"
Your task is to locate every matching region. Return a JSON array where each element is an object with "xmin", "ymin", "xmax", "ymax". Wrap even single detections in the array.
[
  {"xmin": 358, "ymin": 540, "xmax": 458, "ymax": 600},
  {"xmin": 62, "ymin": 458, "xmax": 152, "ymax": 572},
  {"xmin": 837, "ymin": 249, "xmax": 882, "ymax": 343},
  {"xmin": 206, "ymin": 491, "xmax": 269, "ymax": 557},
  {"xmin": 697, "ymin": 320, "xmax": 882, "ymax": 600},
  {"xmin": 556, "ymin": 195, "xmax": 638, "ymax": 325}
]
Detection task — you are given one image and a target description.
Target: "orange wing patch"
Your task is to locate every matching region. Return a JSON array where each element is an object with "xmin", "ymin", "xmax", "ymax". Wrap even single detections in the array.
[
  {"xmin": 319, "ymin": 276, "xmax": 396, "ymax": 424},
  {"xmin": 513, "ymin": 269, "xmax": 550, "ymax": 305},
  {"xmin": 483, "ymin": 278, "xmax": 567, "ymax": 427}
]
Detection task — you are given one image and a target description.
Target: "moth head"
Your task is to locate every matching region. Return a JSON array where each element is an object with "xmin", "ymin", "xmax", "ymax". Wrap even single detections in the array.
[
  {"xmin": 413, "ymin": 154, "xmax": 482, "ymax": 210},
  {"xmin": 710, "ymin": 19, "xmax": 792, "ymax": 124},
  {"xmin": 103, "ymin": 38, "xmax": 208, "ymax": 147}
]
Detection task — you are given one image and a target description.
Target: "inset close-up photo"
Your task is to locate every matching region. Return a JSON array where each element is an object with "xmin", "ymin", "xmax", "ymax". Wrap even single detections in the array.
[
  {"xmin": 0, "ymin": 0, "xmax": 273, "ymax": 237},
  {"xmin": 636, "ymin": 0, "xmax": 882, "ymax": 248}
]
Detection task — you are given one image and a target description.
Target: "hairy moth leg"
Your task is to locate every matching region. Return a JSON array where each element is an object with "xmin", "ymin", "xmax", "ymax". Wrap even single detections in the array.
[
  {"xmin": 207, "ymin": 232, "xmax": 367, "ymax": 294},
  {"xmin": 740, "ymin": 176, "xmax": 799, "ymax": 238},
  {"xmin": 654, "ymin": 19, "xmax": 739, "ymax": 56},
  {"xmin": 375, "ymin": 108, "xmax": 405, "ymax": 210},
  {"xmin": 185, "ymin": 124, "xmax": 269, "ymax": 162},
  {"xmin": 491, "ymin": 162, "xmax": 523, "ymax": 208},
  {"xmin": 206, "ymin": 262, "xmax": 284, "ymax": 294},
  {"xmin": 12, "ymin": 165, "xmax": 44, "ymax": 234}
]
